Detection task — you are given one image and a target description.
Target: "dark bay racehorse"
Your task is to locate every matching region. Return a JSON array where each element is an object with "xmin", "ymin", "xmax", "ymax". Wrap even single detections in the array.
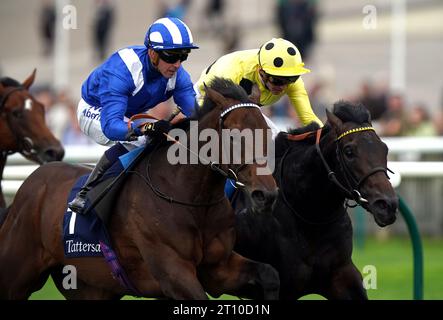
[
  {"xmin": 0, "ymin": 70, "xmax": 64, "ymax": 207},
  {"xmin": 234, "ymin": 101, "xmax": 398, "ymax": 300},
  {"xmin": 0, "ymin": 78, "xmax": 279, "ymax": 300}
]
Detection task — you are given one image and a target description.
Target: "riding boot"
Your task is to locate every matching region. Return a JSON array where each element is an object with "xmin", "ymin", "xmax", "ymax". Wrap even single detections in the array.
[{"xmin": 68, "ymin": 153, "xmax": 112, "ymax": 214}]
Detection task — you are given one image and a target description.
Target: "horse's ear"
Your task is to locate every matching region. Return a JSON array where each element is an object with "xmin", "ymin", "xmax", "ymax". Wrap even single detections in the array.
[
  {"xmin": 204, "ymin": 82, "xmax": 229, "ymax": 107},
  {"xmin": 326, "ymin": 108, "xmax": 343, "ymax": 134},
  {"xmin": 22, "ymin": 69, "xmax": 37, "ymax": 89}
]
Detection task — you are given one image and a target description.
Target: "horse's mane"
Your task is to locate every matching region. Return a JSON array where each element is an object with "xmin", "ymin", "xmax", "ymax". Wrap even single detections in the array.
[
  {"xmin": 274, "ymin": 100, "xmax": 370, "ymax": 158},
  {"xmin": 332, "ymin": 100, "xmax": 371, "ymax": 125},
  {"xmin": 0, "ymin": 77, "xmax": 21, "ymax": 88},
  {"xmin": 197, "ymin": 77, "xmax": 249, "ymax": 118},
  {"xmin": 172, "ymin": 77, "xmax": 250, "ymax": 132}
]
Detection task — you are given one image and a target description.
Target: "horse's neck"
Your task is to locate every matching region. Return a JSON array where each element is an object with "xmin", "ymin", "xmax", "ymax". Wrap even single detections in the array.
[
  {"xmin": 185, "ymin": 112, "xmax": 227, "ymax": 201},
  {"xmin": 279, "ymin": 136, "xmax": 345, "ymax": 217},
  {"xmin": 0, "ymin": 119, "xmax": 16, "ymax": 151},
  {"xmin": 141, "ymin": 112, "xmax": 226, "ymax": 204}
]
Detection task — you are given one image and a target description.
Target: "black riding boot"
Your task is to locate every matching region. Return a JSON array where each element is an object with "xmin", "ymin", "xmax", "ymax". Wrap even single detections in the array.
[{"xmin": 68, "ymin": 153, "xmax": 112, "ymax": 214}]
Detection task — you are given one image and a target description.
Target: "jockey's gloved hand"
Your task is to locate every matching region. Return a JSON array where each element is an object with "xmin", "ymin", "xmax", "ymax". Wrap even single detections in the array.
[{"xmin": 140, "ymin": 120, "xmax": 171, "ymax": 140}]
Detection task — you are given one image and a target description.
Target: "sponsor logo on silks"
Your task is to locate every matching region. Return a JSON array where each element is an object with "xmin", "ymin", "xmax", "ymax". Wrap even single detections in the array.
[
  {"xmin": 65, "ymin": 239, "xmax": 101, "ymax": 254},
  {"xmin": 82, "ymin": 107, "xmax": 101, "ymax": 121}
]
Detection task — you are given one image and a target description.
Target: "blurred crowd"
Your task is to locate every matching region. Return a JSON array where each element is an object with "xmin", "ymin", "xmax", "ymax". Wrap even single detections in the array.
[{"xmin": 267, "ymin": 78, "xmax": 443, "ymax": 139}]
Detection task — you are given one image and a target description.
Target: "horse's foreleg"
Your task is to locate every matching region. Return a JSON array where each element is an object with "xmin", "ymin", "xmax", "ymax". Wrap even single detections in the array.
[
  {"xmin": 50, "ymin": 266, "xmax": 122, "ymax": 300},
  {"xmin": 323, "ymin": 263, "xmax": 368, "ymax": 300},
  {"xmin": 199, "ymin": 252, "xmax": 280, "ymax": 300},
  {"xmin": 0, "ymin": 252, "xmax": 51, "ymax": 299},
  {"xmin": 139, "ymin": 245, "xmax": 208, "ymax": 300}
]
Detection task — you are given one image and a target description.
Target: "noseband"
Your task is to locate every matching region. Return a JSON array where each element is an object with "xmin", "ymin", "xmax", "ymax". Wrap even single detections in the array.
[{"xmin": 0, "ymin": 86, "xmax": 38, "ymax": 157}]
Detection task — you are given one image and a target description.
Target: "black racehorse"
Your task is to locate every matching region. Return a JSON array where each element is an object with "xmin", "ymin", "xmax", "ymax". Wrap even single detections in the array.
[{"xmin": 233, "ymin": 101, "xmax": 398, "ymax": 300}]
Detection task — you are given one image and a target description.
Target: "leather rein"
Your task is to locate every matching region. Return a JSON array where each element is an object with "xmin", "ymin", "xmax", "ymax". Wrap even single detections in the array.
[{"xmin": 134, "ymin": 102, "xmax": 261, "ymax": 207}]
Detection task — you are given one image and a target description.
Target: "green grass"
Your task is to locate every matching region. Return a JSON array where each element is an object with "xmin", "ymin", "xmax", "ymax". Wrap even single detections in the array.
[
  {"xmin": 351, "ymin": 237, "xmax": 443, "ymax": 300},
  {"xmin": 30, "ymin": 237, "xmax": 443, "ymax": 300}
]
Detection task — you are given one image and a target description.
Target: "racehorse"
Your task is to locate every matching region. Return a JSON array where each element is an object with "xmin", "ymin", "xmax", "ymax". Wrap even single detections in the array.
[
  {"xmin": 233, "ymin": 101, "xmax": 398, "ymax": 300},
  {"xmin": 0, "ymin": 78, "xmax": 279, "ymax": 300},
  {"xmin": 0, "ymin": 70, "xmax": 64, "ymax": 207}
]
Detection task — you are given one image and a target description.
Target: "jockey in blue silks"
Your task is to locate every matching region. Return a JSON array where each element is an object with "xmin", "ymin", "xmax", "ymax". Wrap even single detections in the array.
[{"xmin": 68, "ymin": 17, "xmax": 199, "ymax": 215}]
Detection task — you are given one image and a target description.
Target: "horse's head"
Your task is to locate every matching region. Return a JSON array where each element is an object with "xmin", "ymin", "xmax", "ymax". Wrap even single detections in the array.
[
  {"xmin": 325, "ymin": 101, "xmax": 398, "ymax": 227},
  {"xmin": 0, "ymin": 70, "xmax": 64, "ymax": 163},
  {"xmin": 203, "ymin": 78, "xmax": 278, "ymax": 213}
]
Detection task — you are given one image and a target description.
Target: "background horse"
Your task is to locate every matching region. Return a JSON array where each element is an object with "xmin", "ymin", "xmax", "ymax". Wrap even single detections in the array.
[
  {"xmin": 0, "ymin": 78, "xmax": 279, "ymax": 300},
  {"xmin": 0, "ymin": 70, "xmax": 64, "ymax": 207},
  {"xmin": 233, "ymin": 101, "xmax": 398, "ymax": 300}
]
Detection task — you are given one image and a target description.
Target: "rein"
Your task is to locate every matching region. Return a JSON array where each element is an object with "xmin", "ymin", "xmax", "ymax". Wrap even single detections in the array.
[{"xmin": 133, "ymin": 102, "xmax": 261, "ymax": 207}]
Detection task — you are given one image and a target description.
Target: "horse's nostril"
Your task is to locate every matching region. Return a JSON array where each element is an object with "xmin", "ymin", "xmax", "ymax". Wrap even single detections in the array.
[
  {"xmin": 374, "ymin": 199, "xmax": 388, "ymax": 210},
  {"xmin": 251, "ymin": 189, "xmax": 278, "ymax": 208},
  {"xmin": 251, "ymin": 190, "xmax": 265, "ymax": 203},
  {"xmin": 43, "ymin": 147, "xmax": 64, "ymax": 162},
  {"xmin": 374, "ymin": 198, "xmax": 398, "ymax": 213}
]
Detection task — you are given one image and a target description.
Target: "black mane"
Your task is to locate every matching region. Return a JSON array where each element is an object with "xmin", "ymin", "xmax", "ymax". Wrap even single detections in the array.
[
  {"xmin": 0, "ymin": 77, "xmax": 21, "ymax": 88},
  {"xmin": 274, "ymin": 100, "xmax": 370, "ymax": 157},
  {"xmin": 172, "ymin": 77, "xmax": 250, "ymax": 131},
  {"xmin": 332, "ymin": 100, "xmax": 371, "ymax": 125},
  {"xmin": 197, "ymin": 77, "xmax": 249, "ymax": 119},
  {"xmin": 286, "ymin": 122, "xmax": 320, "ymax": 136}
]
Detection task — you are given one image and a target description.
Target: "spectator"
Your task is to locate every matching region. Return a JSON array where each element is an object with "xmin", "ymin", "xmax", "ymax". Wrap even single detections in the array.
[
  {"xmin": 404, "ymin": 104, "xmax": 437, "ymax": 137},
  {"xmin": 39, "ymin": 0, "xmax": 56, "ymax": 57},
  {"xmin": 276, "ymin": 0, "xmax": 318, "ymax": 61},
  {"xmin": 92, "ymin": 0, "xmax": 115, "ymax": 61},
  {"xmin": 378, "ymin": 94, "xmax": 407, "ymax": 136},
  {"xmin": 163, "ymin": 0, "xmax": 192, "ymax": 20},
  {"xmin": 355, "ymin": 80, "xmax": 388, "ymax": 121}
]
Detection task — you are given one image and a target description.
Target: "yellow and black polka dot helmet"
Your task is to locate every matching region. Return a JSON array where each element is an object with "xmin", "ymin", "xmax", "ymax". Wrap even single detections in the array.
[{"xmin": 258, "ymin": 38, "xmax": 310, "ymax": 77}]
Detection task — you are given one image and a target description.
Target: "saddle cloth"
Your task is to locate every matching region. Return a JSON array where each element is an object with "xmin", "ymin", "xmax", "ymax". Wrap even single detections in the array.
[{"xmin": 62, "ymin": 146, "xmax": 145, "ymax": 258}]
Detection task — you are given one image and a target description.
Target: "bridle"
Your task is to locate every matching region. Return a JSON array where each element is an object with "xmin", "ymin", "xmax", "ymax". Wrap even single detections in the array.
[
  {"xmin": 315, "ymin": 127, "xmax": 391, "ymax": 207},
  {"xmin": 0, "ymin": 86, "xmax": 38, "ymax": 158},
  {"xmin": 279, "ymin": 125, "xmax": 391, "ymax": 225},
  {"xmin": 135, "ymin": 102, "xmax": 262, "ymax": 207},
  {"xmin": 213, "ymin": 102, "xmax": 262, "ymax": 188}
]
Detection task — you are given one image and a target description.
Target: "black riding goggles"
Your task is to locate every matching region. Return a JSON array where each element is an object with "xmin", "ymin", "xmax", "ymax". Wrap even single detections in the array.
[
  {"xmin": 157, "ymin": 50, "xmax": 189, "ymax": 64},
  {"xmin": 266, "ymin": 74, "xmax": 300, "ymax": 86}
]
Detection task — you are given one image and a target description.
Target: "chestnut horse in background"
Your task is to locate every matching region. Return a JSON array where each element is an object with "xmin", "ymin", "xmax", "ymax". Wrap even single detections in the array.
[
  {"xmin": 0, "ymin": 70, "xmax": 64, "ymax": 207},
  {"xmin": 0, "ymin": 78, "xmax": 279, "ymax": 300}
]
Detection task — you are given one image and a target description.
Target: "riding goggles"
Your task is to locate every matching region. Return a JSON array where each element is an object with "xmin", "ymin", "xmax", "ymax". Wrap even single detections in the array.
[
  {"xmin": 266, "ymin": 74, "xmax": 300, "ymax": 86},
  {"xmin": 157, "ymin": 50, "xmax": 189, "ymax": 64}
]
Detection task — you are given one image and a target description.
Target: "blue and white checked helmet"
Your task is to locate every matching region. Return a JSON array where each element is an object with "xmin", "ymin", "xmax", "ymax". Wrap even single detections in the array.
[{"xmin": 145, "ymin": 17, "xmax": 199, "ymax": 51}]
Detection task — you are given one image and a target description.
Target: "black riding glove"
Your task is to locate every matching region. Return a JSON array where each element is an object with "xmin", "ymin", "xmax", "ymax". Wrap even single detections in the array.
[{"xmin": 140, "ymin": 120, "xmax": 171, "ymax": 140}]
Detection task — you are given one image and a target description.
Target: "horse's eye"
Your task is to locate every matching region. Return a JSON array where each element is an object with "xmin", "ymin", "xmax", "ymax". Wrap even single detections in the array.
[
  {"xmin": 12, "ymin": 109, "xmax": 23, "ymax": 119},
  {"xmin": 344, "ymin": 147, "xmax": 354, "ymax": 158}
]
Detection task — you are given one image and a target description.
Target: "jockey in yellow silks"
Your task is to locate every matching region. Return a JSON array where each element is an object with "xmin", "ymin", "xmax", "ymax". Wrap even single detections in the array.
[{"xmin": 194, "ymin": 38, "xmax": 323, "ymax": 139}]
